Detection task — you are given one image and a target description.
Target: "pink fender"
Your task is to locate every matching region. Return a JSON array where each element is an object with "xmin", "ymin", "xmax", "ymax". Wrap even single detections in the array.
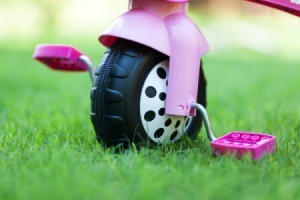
[
  {"xmin": 99, "ymin": 10, "xmax": 209, "ymax": 116},
  {"xmin": 100, "ymin": 10, "xmax": 170, "ymax": 55}
]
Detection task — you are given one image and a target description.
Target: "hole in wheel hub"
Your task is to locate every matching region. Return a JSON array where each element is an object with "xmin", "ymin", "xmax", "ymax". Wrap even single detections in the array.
[{"xmin": 140, "ymin": 60, "xmax": 194, "ymax": 144}]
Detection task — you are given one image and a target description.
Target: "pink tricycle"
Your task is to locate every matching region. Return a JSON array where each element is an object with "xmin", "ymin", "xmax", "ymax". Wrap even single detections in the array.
[{"xmin": 33, "ymin": 0, "xmax": 299, "ymax": 159}]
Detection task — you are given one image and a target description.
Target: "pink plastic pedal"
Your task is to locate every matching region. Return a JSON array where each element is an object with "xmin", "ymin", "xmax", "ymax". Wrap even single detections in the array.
[
  {"xmin": 211, "ymin": 132, "xmax": 276, "ymax": 160},
  {"xmin": 33, "ymin": 45, "xmax": 88, "ymax": 71}
]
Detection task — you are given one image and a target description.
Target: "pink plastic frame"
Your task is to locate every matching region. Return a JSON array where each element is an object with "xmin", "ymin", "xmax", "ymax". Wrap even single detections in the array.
[
  {"xmin": 246, "ymin": 0, "xmax": 300, "ymax": 17},
  {"xmin": 99, "ymin": 0, "xmax": 209, "ymax": 117}
]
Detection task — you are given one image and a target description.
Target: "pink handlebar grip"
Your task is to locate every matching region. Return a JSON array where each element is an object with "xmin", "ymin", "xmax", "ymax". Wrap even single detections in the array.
[
  {"xmin": 33, "ymin": 45, "xmax": 89, "ymax": 72},
  {"xmin": 211, "ymin": 132, "xmax": 276, "ymax": 160}
]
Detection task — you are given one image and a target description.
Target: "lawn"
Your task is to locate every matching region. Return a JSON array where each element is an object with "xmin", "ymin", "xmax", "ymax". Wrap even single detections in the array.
[{"xmin": 0, "ymin": 33, "xmax": 300, "ymax": 199}]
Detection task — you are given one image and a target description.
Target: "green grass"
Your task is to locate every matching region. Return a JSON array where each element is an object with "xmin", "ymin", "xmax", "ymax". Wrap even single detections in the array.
[{"xmin": 0, "ymin": 38, "xmax": 300, "ymax": 200}]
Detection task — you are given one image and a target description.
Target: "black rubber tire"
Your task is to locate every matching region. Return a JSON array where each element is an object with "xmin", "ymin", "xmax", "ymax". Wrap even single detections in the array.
[{"xmin": 90, "ymin": 40, "xmax": 207, "ymax": 147}]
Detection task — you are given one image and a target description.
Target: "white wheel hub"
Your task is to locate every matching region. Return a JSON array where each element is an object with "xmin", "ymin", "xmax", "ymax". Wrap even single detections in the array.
[{"xmin": 140, "ymin": 60, "xmax": 193, "ymax": 144}]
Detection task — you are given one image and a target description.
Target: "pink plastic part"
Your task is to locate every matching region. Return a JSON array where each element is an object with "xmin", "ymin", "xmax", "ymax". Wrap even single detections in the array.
[
  {"xmin": 246, "ymin": 0, "xmax": 300, "ymax": 17},
  {"xmin": 99, "ymin": 0, "xmax": 209, "ymax": 116},
  {"xmin": 163, "ymin": 0, "xmax": 189, "ymax": 2},
  {"xmin": 100, "ymin": 10, "xmax": 171, "ymax": 55},
  {"xmin": 164, "ymin": 13, "xmax": 208, "ymax": 116},
  {"xmin": 131, "ymin": 0, "xmax": 188, "ymax": 18},
  {"xmin": 33, "ymin": 45, "xmax": 88, "ymax": 71},
  {"xmin": 211, "ymin": 132, "xmax": 276, "ymax": 160}
]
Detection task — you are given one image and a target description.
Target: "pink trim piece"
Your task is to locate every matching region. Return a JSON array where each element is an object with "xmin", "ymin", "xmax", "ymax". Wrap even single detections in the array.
[
  {"xmin": 246, "ymin": 0, "xmax": 300, "ymax": 17},
  {"xmin": 33, "ymin": 45, "xmax": 89, "ymax": 71},
  {"xmin": 164, "ymin": 13, "xmax": 209, "ymax": 116},
  {"xmin": 211, "ymin": 132, "xmax": 276, "ymax": 160}
]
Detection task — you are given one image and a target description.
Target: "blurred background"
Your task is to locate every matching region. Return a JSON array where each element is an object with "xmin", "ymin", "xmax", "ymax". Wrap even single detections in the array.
[{"xmin": 0, "ymin": 0, "xmax": 300, "ymax": 59}]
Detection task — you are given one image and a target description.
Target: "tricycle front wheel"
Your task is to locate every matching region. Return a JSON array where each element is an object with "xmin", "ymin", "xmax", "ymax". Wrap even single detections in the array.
[{"xmin": 90, "ymin": 40, "xmax": 206, "ymax": 147}]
